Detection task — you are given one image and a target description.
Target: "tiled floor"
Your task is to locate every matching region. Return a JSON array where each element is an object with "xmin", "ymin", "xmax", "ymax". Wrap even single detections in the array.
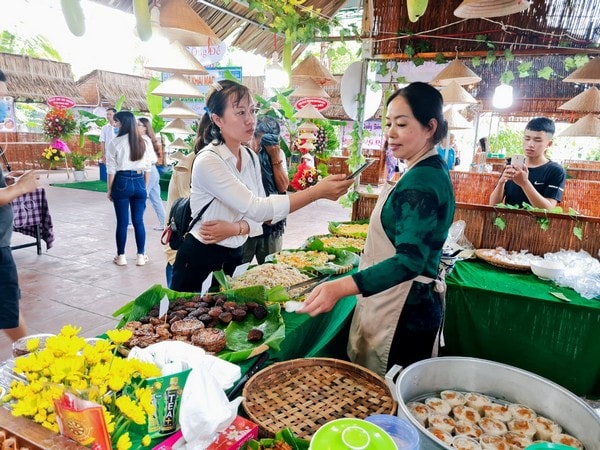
[{"xmin": 1, "ymin": 167, "xmax": 352, "ymax": 360}]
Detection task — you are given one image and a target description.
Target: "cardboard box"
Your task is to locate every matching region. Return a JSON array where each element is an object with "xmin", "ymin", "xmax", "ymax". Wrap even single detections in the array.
[
  {"xmin": 206, "ymin": 416, "xmax": 259, "ymax": 450},
  {"xmin": 152, "ymin": 430, "xmax": 183, "ymax": 450}
]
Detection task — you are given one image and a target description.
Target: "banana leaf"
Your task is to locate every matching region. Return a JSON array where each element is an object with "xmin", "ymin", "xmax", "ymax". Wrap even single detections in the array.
[
  {"xmin": 328, "ymin": 219, "xmax": 370, "ymax": 238},
  {"xmin": 305, "ymin": 235, "xmax": 364, "ymax": 255},
  {"xmin": 111, "ymin": 284, "xmax": 285, "ymax": 363},
  {"xmin": 265, "ymin": 249, "xmax": 359, "ymax": 275},
  {"xmin": 242, "ymin": 427, "xmax": 310, "ymax": 450}
]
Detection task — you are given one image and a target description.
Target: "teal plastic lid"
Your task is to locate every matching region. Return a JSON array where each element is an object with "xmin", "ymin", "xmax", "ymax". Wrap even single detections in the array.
[
  {"xmin": 525, "ymin": 444, "xmax": 576, "ymax": 450},
  {"xmin": 310, "ymin": 418, "xmax": 397, "ymax": 450}
]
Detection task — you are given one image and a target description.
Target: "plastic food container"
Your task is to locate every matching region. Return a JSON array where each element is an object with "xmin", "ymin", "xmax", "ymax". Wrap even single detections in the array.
[
  {"xmin": 365, "ymin": 414, "xmax": 419, "ymax": 450},
  {"xmin": 309, "ymin": 418, "xmax": 397, "ymax": 450}
]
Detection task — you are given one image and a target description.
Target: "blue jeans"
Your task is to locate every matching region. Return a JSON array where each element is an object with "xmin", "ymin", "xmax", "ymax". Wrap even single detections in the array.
[
  {"xmin": 112, "ymin": 171, "xmax": 147, "ymax": 255},
  {"xmin": 148, "ymin": 165, "xmax": 166, "ymax": 227}
]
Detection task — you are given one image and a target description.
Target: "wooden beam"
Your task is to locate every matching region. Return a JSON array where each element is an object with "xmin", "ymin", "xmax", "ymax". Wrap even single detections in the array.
[{"xmin": 371, "ymin": 48, "xmax": 600, "ymax": 60}]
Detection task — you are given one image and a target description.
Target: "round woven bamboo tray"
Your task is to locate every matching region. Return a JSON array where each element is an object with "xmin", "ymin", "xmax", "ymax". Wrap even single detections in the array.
[
  {"xmin": 475, "ymin": 249, "xmax": 532, "ymax": 271},
  {"xmin": 242, "ymin": 357, "xmax": 397, "ymax": 439}
]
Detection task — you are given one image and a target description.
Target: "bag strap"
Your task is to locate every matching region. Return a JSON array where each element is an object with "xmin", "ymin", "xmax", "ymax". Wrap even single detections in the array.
[{"xmin": 187, "ymin": 198, "xmax": 215, "ymax": 233}]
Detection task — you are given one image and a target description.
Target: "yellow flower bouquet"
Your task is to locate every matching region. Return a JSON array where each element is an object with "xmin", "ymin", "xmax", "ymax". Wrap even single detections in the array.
[
  {"xmin": 3, "ymin": 325, "xmax": 161, "ymax": 450},
  {"xmin": 41, "ymin": 146, "xmax": 66, "ymax": 163}
]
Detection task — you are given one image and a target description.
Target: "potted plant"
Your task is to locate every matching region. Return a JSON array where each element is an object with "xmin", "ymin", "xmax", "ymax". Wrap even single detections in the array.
[{"xmin": 69, "ymin": 151, "xmax": 87, "ymax": 181}]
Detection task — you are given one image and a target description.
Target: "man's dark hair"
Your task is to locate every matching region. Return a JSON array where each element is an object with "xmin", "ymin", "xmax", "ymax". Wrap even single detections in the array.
[
  {"xmin": 255, "ymin": 116, "xmax": 280, "ymax": 137},
  {"xmin": 525, "ymin": 117, "xmax": 555, "ymax": 136},
  {"xmin": 0, "ymin": 69, "xmax": 6, "ymax": 82},
  {"xmin": 107, "ymin": 107, "xmax": 117, "ymax": 113}
]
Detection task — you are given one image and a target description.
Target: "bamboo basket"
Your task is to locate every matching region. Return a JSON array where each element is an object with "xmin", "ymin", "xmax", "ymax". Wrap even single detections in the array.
[
  {"xmin": 242, "ymin": 358, "xmax": 396, "ymax": 439},
  {"xmin": 351, "ymin": 192, "xmax": 379, "ymax": 221}
]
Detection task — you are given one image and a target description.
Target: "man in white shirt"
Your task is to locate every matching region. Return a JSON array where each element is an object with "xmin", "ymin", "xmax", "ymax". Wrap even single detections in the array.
[{"xmin": 99, "ymin": 107, "xmax": 117, "ymax": 181}]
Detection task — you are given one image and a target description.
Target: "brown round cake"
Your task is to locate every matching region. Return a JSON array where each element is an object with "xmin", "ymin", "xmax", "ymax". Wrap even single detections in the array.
[{"xmin": 191, "ymin": 328, "xmax": 227, "ymax": 353}]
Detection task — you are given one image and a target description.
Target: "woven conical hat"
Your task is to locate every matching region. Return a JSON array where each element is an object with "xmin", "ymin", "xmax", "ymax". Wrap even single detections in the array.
[
  {"xmin": 431, "ymin": 59, "xmax": 481, "ymax": 86},
  {"xmin": 563, "ymin": 58, "xmax": 600, "ymax": 84},
  {"xmin": 145, "ymin": 41, "xmax": 207, "ymax": 75},
  {"xmin": 558, "ymin": 87, "xmax": 600, "ymax": 113},
  {"xmin": 440, "ymin": 80, "xmax": 478, "ymax": 105},
  {"xmin": 161, "ymin": 118, "xmax": 194, "ymax": 135},
  {"xmin": 152, "ymin": 74, "xmax": 204, "ymax": 99},
  {"xmin": 159, "ymin": 100, "xmax": 201, "ymax": 119},
  {"xmin": 290, "ymin": 78, "xmax": 330, "ymax": 98},
  {"xmin": 444, "ymin": 107, "xmax": 472, "ymax": 130},
  {"xmin": 159, "ymin": 0, "xmax": 219, "ymax": 47},
  {"xmin": 293, "ymin": 104, "xmax": 325, "ymax": 119},
  {"xmin": 299, "ymin": 141, "xmax": 316, "ymax": 151},
  {"xmin": 454, "ymin": 0, "xmax": 530, "ymax": 18},
  {"xmin": 558, "ymin": 114, "xmax": 600, "ymax": 137},
  {"xmin": 292, "ymin": 55, "xmax": 337, "ymax": 87},
  {"xmin": 298, "ymin": 121, "xmax": 319, "ymax": 133},
  {"xmin": 167, "ymin": 138, "xmax": 190, "ymax": 149}
]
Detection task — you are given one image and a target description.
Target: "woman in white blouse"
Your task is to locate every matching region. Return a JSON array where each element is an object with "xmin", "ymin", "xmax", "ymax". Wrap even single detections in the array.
[
  {"xmin": 170, "ymin": 80, "xmax": 353, "ymax": 292},
  {"xmin": 106, "ymin": 111, "xmax": 154, "ymax": 266}
]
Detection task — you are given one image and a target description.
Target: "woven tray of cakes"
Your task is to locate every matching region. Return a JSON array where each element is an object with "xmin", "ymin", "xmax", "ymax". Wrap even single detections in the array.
[
  {"xmin": 242, "ymin": 358, "xmax": 397, "ymax": 439},
  {"xmin": 474, "ymin": 248, "xmax": 542, "ymax": 272}
]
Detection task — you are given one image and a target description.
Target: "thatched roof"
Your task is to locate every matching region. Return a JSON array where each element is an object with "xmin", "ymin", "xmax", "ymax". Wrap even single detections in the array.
[
  {"xmin": 370, "ymin": 0, "xmax": 600, "ymax": 57},
  {"xmin": 76, "ymin": 69, "xmax": 150, "ymax": 111},
  {"xmin": 0, "ymin": 52, "xmax": 86, "ymax": 103},
  {"xmin": 89, "ymin": 0, "xmax": 348, "ymax": 59}
]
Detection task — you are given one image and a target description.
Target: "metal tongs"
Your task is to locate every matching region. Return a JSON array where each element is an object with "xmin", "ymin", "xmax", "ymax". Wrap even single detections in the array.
[{"xmin": 286, "ymin": 274, "xmax": 331, "ymax": 299}]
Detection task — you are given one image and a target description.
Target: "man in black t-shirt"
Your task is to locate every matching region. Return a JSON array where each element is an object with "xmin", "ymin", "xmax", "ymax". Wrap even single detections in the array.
[{"xmin": 489, "ymin": 117, "xmax": 566, "ymax": 209}]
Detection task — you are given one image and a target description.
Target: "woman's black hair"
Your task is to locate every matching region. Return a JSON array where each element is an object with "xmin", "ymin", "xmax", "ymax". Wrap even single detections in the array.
[
  {"xmin": 114, "ymin": 111, "xmax": 145, "ymax": 162},
  {"xmin": 387, "ymin": 82, "xmax": 448, "ymax": 145},
  {"xmin": 194, "ymin": 79, "xmax": 252, "ymax": 151}
]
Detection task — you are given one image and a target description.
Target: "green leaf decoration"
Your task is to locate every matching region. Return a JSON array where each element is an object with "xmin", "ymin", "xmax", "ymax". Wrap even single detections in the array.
[
  {"xmin": 434, "ymin": 53, "xmax": 446, "ymax": 64},
  {"xmin": 548, "ymin": 206, "xmax": 564, "ymax": 214},
  {"xmin": 537, "ymin": 217, "xmax": 550, "ymax": 231},
  {"xmin": 568, "ymin": 207, "xmax": 581, "ymax": 216},
  {"xmin": 517, "ymin": 61, "xmax": 533, "ymax": 78},
  {"xmin": 573, "ymin": 225, "xmax": 583, "ymax": 240},
  {"xmin": 494, "ymin": 217, "xmax": 506, "ymax": 230},
  {"xmin": 471, "ymin": 56, "xmax": 481, "ymax": 68},
  {"xmin": 537, "ymin": 66, "xmax": 554, "ymax": 80},
  {"xmin": 413, "ymin": 57, "xmax": 425, "ymax": 66},
  {"xmin": 405, "ymin": 44, "xmax": 415, "ymax": 59},
  {"xmin": 500, "ymin": 70, "xmax": 515, "ymax": 85},
  {"xmin": 485, "ymin": 51, "xmax": 496, "ymax": 65},
  {"xmin": 504, "ymin": 49, "xmax": 515, "ymax": 62}
]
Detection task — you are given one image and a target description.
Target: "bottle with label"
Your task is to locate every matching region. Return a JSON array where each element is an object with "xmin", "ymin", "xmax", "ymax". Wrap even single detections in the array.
[
  {"xmin": 147, "ymin": 392, "xmax": 161, "ymax": 434},
  {"xmin": 159, "ymin": 377, "xmax": 181, "ymax": 434}
]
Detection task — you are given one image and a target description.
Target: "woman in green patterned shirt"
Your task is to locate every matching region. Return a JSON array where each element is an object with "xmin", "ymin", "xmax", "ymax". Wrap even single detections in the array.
[{"xmin": 301, "ymin": 82, "xmax": 456, "ymax": 376}]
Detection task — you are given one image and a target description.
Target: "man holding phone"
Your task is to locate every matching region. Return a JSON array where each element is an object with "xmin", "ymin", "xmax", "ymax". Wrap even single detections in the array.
[{"xmin": 488, "ymin": 117, "xmax": 566, "ymax": 209}]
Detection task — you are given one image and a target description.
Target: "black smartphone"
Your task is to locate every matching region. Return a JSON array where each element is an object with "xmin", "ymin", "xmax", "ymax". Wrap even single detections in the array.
[{"xmin": 346, "ymin": 160, "xmax": 374, "ymax": 180}]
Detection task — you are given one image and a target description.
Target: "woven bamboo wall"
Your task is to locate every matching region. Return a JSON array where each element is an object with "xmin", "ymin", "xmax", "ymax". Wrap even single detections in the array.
[
  {"xmin": 563, "ymin": 160, "xmax": 600, "ymax": 170},
  {"xmin": 454, "ymin": 203, "xmax": 600, "ymax": 256},
  {"xmin": 0, "ymin": 132, "xmax": 101, "ymax": 171},
  {"xmin": 566, "ymin": 169, "xmax": 600, "ymax": 181},
  {"xmin": 321, "ymin": 151, "xmax": 386, "ymax": 186}
]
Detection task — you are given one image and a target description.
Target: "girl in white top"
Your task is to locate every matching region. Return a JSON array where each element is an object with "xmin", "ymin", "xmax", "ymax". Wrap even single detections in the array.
[
  {"xmin": 138, "ymin": 117, "xmax": 166, "ymax": 230},
  {"xmin": 106, "ymin": 111, "xmax": 154, "ymax": 267},
  {"xmin": 170, "ymin": 80, "xmax": 353, "ymax": 292}
]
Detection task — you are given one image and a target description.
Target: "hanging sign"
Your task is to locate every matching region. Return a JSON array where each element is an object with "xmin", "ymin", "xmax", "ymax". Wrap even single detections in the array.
[
  {"xmin": 187, "ymin": 41, "xmax": 227, "ymax": 66},
  {"xmin": 294, "ymin": 97, "xmax": 330, "ymax": 112},
  {"xmin": 48, "ymin": 96, "xmax": 75, "ymax": 109}
]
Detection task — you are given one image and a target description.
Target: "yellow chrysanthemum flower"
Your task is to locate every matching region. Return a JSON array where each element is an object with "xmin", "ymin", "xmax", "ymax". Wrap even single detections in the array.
[
  {"xmin": 25, "ymin": 337, "xmax": 41, "ymax": 352},
  {"xmin": 142, "ymin": 435, "xmax": 152, "ymax": 447},
  {"xmin": 116, "ymin": 432, "xmax": 133, "ymax": 450},
  {"xmin": 115, "ymin": 395, "xmax": 146, "ymax": 425},
  {"xmin": 106, "ymin": 328, "xmax": 133, "ymax": 345},
  {"xmin": 59, "ymin": 324, "xmax": 82, "ymax": 337}
]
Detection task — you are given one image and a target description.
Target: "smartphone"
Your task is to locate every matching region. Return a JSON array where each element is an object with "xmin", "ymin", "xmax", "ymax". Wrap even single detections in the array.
[
  {"xmin": 346, "ymin": 160, "xmax": 374, "ymax": 180},
  {"xmin": 511, "ymin": 154, "xmax": 525, "ymax": 169}
]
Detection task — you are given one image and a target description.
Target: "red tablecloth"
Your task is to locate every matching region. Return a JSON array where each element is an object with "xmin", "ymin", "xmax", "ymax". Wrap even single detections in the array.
[{"xmin": 11, "ymin": 187, "xmax": 54, "ymax": 250}]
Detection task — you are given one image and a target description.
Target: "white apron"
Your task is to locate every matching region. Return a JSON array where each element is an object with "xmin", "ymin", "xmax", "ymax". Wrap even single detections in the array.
[{"xmin": 347, "ymin": 150, "xmax": 446, "ymax": 376}]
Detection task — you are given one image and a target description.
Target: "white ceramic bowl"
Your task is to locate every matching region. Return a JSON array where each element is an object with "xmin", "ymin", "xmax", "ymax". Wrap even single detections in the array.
[{"xmin": 530, "ymin": 260, "xmax": 564, "ymax": 281}]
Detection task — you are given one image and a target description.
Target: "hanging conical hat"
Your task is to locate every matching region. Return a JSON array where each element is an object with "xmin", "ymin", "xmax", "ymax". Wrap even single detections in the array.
[
  {"xmin": 558, "ymin": 87, "xmax": 600, "ymax": 113},
  {"xmin": 444, "ymin": 106, "xmax": 472, "ymax": 130},
  {"xmin": 431, "ymin": 59, "xmax": 482, "ymax": 86},
  {"xmin": 299, "ymin": 141, "xmax": 316, "ymax": 151},
  {"xmin": 161, "ymin": 118, "xmax": 194, "ymax": 134},
  {"xmin": 293, "ymin": 103, "xmax": 325, "ymax": 119},
  {"xmin": 152, "ymin": 74, "xmax": 204, "ymax": 99},
  {"xmin": 290, "ymin": 78, "xmax": 330, "ymax": 98},
  {"xmin": 563, "ymin": 58, "xmax": 600, "ymax": 84},
  {"xmin": 558, "ymin": 114, "xmax": 600, "ymax": 137},
  {"xmin": 145, "ymin": 40, "xmax": 207, "ymax": 75},
  {"xmin": 454, "ymin": 0, "xmax": 530, "ymax": 18},
  {"xmin": 298, "ymin": 121, "xmax": 319, "ymax": 133},
  {"xmin": 159, "ymin": 100, "xmax": 201, "ymax": 119},
  {"xmin": 291, "ymin": 55, "xmax": 337, "ymax": 87},
  {"xmin": 159, "ymin": 0, "xmax": 220, "ymax": 47},
  {"xmin": 167, "ymin": 137, "xmax": 190, "ymax": 149},
  {"xmin": 440, "ymin": 80, "xmax": 478, "ymax": 105},
  {"xmin": 299, "ymin": 132, "xmax": 317, "ymax": 140}
]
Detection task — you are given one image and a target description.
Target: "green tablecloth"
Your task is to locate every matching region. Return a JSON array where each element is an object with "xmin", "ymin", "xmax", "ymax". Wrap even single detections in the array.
[
  {"xmin": 237, "ymin": 294, "xmax": 356, "ymax": 375},
  {"xmin": 444, "ymin": 260, "xmax": 600, "ymax": 396}
]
